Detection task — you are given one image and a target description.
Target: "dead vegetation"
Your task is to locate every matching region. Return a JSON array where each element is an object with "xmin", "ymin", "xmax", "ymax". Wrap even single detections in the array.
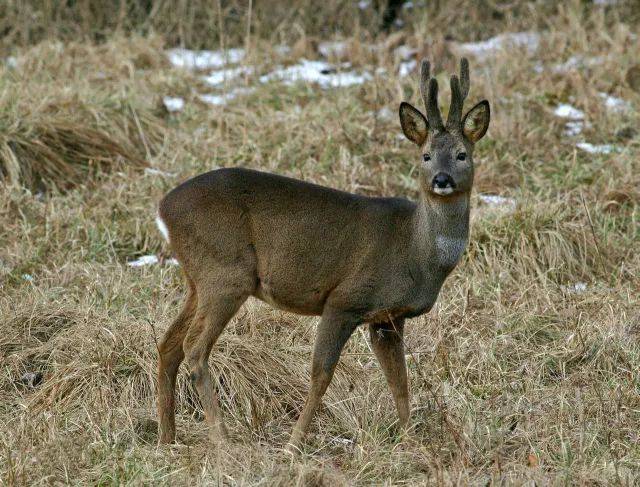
[
  {"xmin": 0, "ymin": 0, "xmax": 639, "ymax": 485},
  {"xmin": 0, "ymin": 37, "xmax": 167, "ymax": 191}
]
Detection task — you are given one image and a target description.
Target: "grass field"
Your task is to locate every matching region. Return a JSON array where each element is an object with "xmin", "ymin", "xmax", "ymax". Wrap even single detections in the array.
[{"xmin": 1, "ymin": 1, "xmax": 639, "ymax": 485}]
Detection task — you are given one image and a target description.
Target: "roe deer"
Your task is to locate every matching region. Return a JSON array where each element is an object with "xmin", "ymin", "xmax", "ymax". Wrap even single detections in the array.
[{"xmin": 156, "ymin": 58, "xmax": 490, "ymax": 452}]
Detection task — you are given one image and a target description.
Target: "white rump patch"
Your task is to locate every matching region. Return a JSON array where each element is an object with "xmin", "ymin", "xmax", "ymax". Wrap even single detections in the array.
[
  {"xmin": 156, "ymin": 214, "xmax": 170, "ymax": 243},
  {"xmin": 435, "ymin": 235, "xmax": 467, "ymax": 268}
]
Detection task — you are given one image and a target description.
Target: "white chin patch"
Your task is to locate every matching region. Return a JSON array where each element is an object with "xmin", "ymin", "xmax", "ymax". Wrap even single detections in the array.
[
  {"xmin": 155, "ymin": 214, "xmax": 170, "ymax": 243},
  {"xmin": 432, "ymin": 186, "xmax": 454, "ymax": 196}
]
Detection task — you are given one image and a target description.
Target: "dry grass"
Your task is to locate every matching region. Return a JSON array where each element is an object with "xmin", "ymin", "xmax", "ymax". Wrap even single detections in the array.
[
  {"xmin": 1, "ymin": 1, "xmax": 640, "ymax": 485},
  {"xmin": 0, "ymin": 37, "xmax": 167, "ymax": 191}
]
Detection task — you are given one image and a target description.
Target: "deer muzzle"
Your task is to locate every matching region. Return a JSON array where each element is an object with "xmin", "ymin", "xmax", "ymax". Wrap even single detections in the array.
[{"xmin": 431, "ymin": 172, "xmax": 456, "ymax": 196}]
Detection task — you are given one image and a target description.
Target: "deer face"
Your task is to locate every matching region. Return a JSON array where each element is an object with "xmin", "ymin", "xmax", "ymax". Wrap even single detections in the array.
[{"xmin": 399, "ymin": 59, "xmax": 490, "ymax": 199}]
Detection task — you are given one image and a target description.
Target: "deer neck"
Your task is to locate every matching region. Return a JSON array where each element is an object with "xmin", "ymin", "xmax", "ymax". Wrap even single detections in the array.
[{"xmin": 412, "ymin": 191, "xmax": 470, "ymax": 271}]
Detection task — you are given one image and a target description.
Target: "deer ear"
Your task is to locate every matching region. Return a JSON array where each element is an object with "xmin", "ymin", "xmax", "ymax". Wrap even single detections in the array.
[
  {"xmin": 399, "ymin": 102, "xmax": 428, "ymax": 146},
  {"xmin": 462, "ymin": 100, "xmax": 490, "ymax": 143}
]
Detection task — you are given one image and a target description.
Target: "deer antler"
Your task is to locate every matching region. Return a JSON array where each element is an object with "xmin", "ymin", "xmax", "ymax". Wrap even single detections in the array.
[
  {"xmin": 446, "ymin": 58, "xmax": 470, "ymax": 130},
  {"xmin": 419, "ymin": 59, "xmax": 444, "ymax": 131}
]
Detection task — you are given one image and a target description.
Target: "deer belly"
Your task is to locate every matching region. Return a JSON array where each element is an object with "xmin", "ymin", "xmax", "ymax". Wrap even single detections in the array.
[{"xmin": 254, "ymin": 279, "xmax": 326, "ymax": 316}]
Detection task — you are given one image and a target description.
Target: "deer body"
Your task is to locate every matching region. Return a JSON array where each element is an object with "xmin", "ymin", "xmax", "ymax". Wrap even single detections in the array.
[
  {"xmin": 156, "ymin": 58, "xmax": 489, "ymax": 451},
  {"xmin": 160, "ymin": 167, "xmax": 467, "ymax": 321}
]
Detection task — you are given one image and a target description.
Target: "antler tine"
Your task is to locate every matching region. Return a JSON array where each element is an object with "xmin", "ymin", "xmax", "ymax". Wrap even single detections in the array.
[
  {"xmin": 446, "ymin": 75, "xmax": 462, "ymax": 130},
  {"xmin": 419, "ymin": 59, "xmax": 431, "ymax": 114},
  {"xmin": 419, "ymin": 59, "xmax": 444, "ymax": 130},
  {"xmin": 459, "ymin": 57, "xmax": 470, "ymax": 100},
  {"xmin": 446, "ymin": 58, "xmax": 470, "ymax": 130},
  {"xmin": 427, "ymin": 78, "xmax": 444, "ymax": 130}
]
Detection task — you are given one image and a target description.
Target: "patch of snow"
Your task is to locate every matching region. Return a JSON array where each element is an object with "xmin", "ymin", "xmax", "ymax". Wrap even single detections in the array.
[
  {"xmin": 6, "ymin": 56, "xmax": 17, "ymax": 68},
  {"xmin": 376, "ymin": 106, "xmax": 394, "ymax": 121},
  {"xmin": 576, "ymin": 142, "xmax": 620, "ymax": 154},
  {"xmin": 167, "ymin": 48, "xmax": 244, "ymax": 70},
  {"xmin": 318, "ymin": 41, "xmax": 349, "ymax": 58},
  {"xmin": 399, "ymin": 59, "xmax": 417, "ymax": 77},
  {"xmin": 478, "ymin": 194, "xmax": 517, "ymax": 212},
  {"xmin": 203, "ymin": 66, "xmax": 251, "ymax": 86},
  {"xmin": 394, "ymin": 45, "xmax": 416, "ymax": 61},
  {"xmin": 198, "ymin": 87, "xmax": 255, "ymax": 106},
  {"xmin": 598, "ymin": 92, "xmax": 631, "ymax": 113},
  {"xmin": 21, "ymin": 274, "xmax": 34, "ymax": 281},
  {"xmin": 358, "ymin": 0, "xmax": 370, "ymax": 9},
  {"xmin": 275, "ymin": 45, "xmax": 291, "ymax": 56},
  {"xmin": 127, "ymin": 255, "xmax": 179, "ymax": 267},
  {"xmin": 260, "ymin": 59, "xmax": 371, "ymax": 88},
  {"xmin": 551, "ymin": 55, "xmax": 608, "ymax": 73},
  {"xmin": 554, "ymin": 104, "xmax": 585, "ymax": 119},
  {"xmin": 127, "ymin": 255, "xmax": 158, "ymax": 267},
  {"xmin": 564, "ymin": 121, "xmax": 585, "ymax": 137},
  {"xmin": 562, "ymin": 282, "xmax": 588, "ymax": 293},
  {"xmin": 454, "ymin": 32, "xmax": 540, "ymax": 61},
  {"xmin": 594, "ymin": 0, "xmax": 618, "ymax": 5},
  {"xmin": 162, "ymin": 96, "xmax": 184, "ymax": 112}
]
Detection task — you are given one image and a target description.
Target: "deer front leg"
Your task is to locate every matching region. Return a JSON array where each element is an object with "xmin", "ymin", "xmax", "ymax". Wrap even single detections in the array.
[
  {"xmin": 286, "ymin": 310, "xmax": 360, "ymax": 453},
  {"xmin": 369, "ymin": 320, "xmax": 409, "ymax": 429}
]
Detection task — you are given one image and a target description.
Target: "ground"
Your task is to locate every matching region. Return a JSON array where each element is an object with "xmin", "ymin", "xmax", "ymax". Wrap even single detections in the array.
[{"xmin": 1, "ymin": 1, "xmax": 639, "ymax": 485}]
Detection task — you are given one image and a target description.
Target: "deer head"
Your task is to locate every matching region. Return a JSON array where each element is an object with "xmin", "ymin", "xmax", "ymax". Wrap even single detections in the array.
[{"xmin": 399, "ymin": 58, "xmax": 490, "ymax": 199}]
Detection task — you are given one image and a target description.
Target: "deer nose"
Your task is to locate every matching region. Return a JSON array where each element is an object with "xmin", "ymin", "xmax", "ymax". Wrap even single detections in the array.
[{"xmin": 432, "ymin": 172, "xmax": 456, "ymax": 189}]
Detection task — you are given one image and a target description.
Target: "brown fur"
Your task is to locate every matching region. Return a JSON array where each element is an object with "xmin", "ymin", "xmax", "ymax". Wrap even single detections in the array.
[{"xmin": 155, "ymin": 58, "xmax": 490, "ymax": 452}]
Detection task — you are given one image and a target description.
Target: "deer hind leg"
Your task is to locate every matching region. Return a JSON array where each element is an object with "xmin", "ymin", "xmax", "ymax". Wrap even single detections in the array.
[
  {"xmin": 182, "ymin": 284, "xmax": 249, "ymax": 442},
  {"xmin": 158, "ymin": 285, "xmax": 197, "ymax": 444},
  {"xmin": 286, "ymin": 309, "xmax": 360, "ymax": 453},
  {"xmin": 369, "ymin": 319, "xmax": 409, "ymax": 429}
]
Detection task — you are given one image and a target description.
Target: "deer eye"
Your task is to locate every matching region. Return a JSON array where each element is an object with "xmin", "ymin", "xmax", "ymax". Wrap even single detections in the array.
[
  {"xmin": 423, "ymin": 153, "xmax": 431, "ymax": 162},
  {"xmin": 457, "ymin": 152, "xmax": 467, "ymax": 161}
]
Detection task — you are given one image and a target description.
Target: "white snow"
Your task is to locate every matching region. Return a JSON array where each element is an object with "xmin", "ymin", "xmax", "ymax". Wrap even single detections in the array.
[
  {"xmin": 551, "ymin": 55, "xmax": 607, "ymax": 73},
  {"xmin": 198, "ymin": 87, "xmax": 255, "ymax": 106},
  {"xmin": 576, "ymin": 142, "xmax": 619, "ymax": 154},
  {"xmin": 127, "ymin": 255, "xmax": 179, "ymax": 267},
  {"xmin": 259, "ymin": 59, "xmax": 371, "ymax": 88},
  {"xmin": 562, "ymin": 282, "xmax": 588, "ymax": 293},
  {"xmin": 127, "ymin": 255, "xmax": 159, "ymax": 267},
  {"xmin": 478, "ymin": 194, "xmax": 517, "ymax": 212},
  {"xmin": 274, "ymin": 45, "xmax": 291, "ymax": 56},
  {"xmin": 399, "ymin": 59, "xmax": 417, "ymax": 77},
  {"xmin": 6, "ymin": 56, "xmax": 17, "ymax": 68},
  {"xmin": 358, "ymin": 0, "xmax": 370, "ymax": 9},
  {"xmin": 554, "ymin": 104, "xmax": 585, "ymax": 119},
  {"xmin": 598, "ymin": 92, "xmax": 631, "ymax": 113},
  {"xmin": 394, "ymin": 45, "xmax": 416, "ymax": 61},
  {"xmin": 167, "ymin": 48, "xmax": 245, "ymax": 70},
  {"xmin": 203, "ymin": 66, "xmax": 251, "ymax": 86},
  {"xmin": 22, "ymin": 274, "xmax": 34, "ymax": 281},
  {"xmin": 573, "ymin": 282, "xmax": 587, "ymax": 292},
  {"xmin": 162, "ymin": 96, "xmax": 185, "ymax": 112},
  {"xmin": 318, "ymin": 41, "xmax": 349, "ymax": 58},
  {"xmin": 376, "ymin": 106, "xmax": 394, "ymax": 121},
  {"xmin": 564, "ymin": 121, "xmax": 585, "ymax": 137},
  {"xmin": 454, "ymin": 32, "xmax": 540, "ymax": 61}
]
